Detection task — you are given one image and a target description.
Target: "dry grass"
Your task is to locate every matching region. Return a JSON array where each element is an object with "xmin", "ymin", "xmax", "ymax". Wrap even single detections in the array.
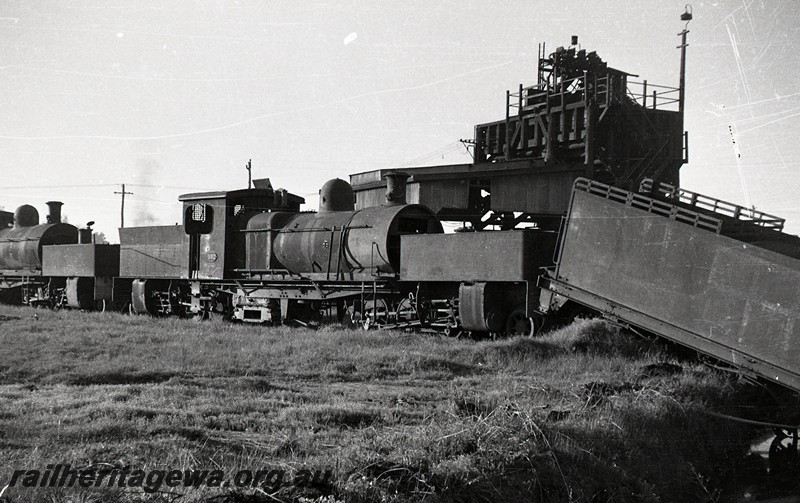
[{"xmin": 0, "ymin": 304, "xmax": 770, "ymax": 502}]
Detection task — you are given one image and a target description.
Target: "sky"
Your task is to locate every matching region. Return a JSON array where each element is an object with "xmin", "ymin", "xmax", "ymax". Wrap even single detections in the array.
[{"xmin": 1, "ymin": 0, "xmax": 799, "ymax": 239}]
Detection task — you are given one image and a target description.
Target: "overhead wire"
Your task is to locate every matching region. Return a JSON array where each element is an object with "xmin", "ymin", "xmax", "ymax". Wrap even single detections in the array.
[
  {"xmin": 402, "ymin": 141, "xmax": 465, "ymax": 167},
  {"xmin": 0, "ymin": 182, "xmax": 214, "ymax": 191}
]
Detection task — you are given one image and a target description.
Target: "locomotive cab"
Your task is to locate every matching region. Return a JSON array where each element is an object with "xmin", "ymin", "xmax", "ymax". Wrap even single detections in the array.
[{"xmin": 179, "ymin": 178, "xmax": 305, "ymax": 280}]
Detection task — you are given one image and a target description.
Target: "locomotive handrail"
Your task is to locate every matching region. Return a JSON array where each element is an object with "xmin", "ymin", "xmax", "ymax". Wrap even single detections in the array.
[
  {"xmin": 240, "ymin": 225, "xmax": 372, "ymax": 233},
  {"xmin": 232, "ymin": 268, "xmax": 297, "ymax": 275},
  {"xmin": 335, "ymin": 225, "xmax": 348, "ymax": 281},
  {"xmin": 326, "ymin": 227, "xmax": 336, "ymax": 280}
]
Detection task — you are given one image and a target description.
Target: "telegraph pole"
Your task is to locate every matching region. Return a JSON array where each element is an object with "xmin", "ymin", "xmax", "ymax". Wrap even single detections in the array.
[
  {"xmin": 114, "ymin": 184, "xmax": 134, "ymax": 228},
  {"xmin": 678, "ymin": 6, "xmax": 692, "ymax": 115},
  {"xmin": 246, "ymin": 159, "xmax": 252, "ymax": 189},
  {"xmin": 678, "ymin": 5, "xmax": 692, "ymax": 165}
]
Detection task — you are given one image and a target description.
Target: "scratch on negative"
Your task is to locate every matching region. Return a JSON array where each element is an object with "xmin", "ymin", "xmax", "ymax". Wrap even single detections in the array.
[
  {"xmin": 726, "ymin": 22, "xmax": 753, "ymax": 112},
  {"xmin": 0, "ymin": 61, "xmax": 514, "ymax": 141}
]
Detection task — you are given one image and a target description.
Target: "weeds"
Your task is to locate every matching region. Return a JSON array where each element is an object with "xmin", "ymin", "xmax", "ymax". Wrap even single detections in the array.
[{"xmin": 0, "ymin": 306, "xmax": 767, "ymax": 502}]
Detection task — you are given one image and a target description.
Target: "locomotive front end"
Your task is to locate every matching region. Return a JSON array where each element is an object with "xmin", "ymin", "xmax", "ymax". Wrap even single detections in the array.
[{"xmin": 0, "ymin": 202, "xmax": 78, "ymax": 273}]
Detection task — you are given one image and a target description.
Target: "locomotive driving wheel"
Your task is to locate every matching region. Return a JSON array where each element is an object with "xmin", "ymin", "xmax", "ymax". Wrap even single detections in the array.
[
  {"xmin": 393, "ymin": 297, "xmax": 416, "ymax": 325},
  {"xmin": 506, "ymin": 309, "xmax": 542, "ymax": 337},
  {"xmin": 191, "ymin": 304, "xmax": 210, "ymax": 321},
  {"xmin": 442, "ymin": 325, "xmax": 463, "ymax": 338},
  {"xmin": 362, "ymin": 299, "xmax": 388, "ymax": 329},
  {"xmin": 769, "ymin": 428, "xmax": 800, "ymax": 473},
  {"xmin": 415, "ymin": 298, "xmax": 434, "ymax": 328},
  {"xmin": 343, "ymin": 303, "xmax": 362, "ymax": 329},
  {"xmin": 52, "ymin": 289, "xmax": 67, "ymax": 310}
]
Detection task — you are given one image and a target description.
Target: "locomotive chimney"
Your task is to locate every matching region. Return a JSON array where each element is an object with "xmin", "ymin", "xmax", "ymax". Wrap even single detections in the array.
[
  {"xmin": 78, "ymin": 229, "xmax": 92, "ymax": 244},
  {"xmin": 78, "ymin": 221, "xmax": 94, "ymax": 244},
  {"xmin": 46, "ymin": 201, "xmax": 63, "ymax": 224},
  {"xmin": 384, "ymin": 171, "xmax": 409, "ymax": 206}
]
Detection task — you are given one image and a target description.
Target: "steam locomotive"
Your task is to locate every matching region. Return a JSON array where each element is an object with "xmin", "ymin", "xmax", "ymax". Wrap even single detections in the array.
[
  {"xmin": 2, "ymin": 30, "xmax": 694, "ymax": 336},
  {"xmin": 0, "ymin": 172, "xmax": 554, "ymax": 337}
]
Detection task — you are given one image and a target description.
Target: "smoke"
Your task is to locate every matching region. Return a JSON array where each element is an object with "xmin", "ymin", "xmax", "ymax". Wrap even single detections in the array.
[
  {"xmin": 132, "ymin": 158, "xmax": 160, "ymax": 226},
  {"xmin": 134, "ymin": 211, "xmax": 157, "ymax": 225}
]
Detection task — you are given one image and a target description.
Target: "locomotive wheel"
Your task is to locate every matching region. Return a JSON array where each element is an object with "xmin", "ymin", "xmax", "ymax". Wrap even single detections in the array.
[
  {"xmin": 394, "ymin": 297, "xmax": 416, "ymax": 324},
  {"xmin": 506, "ymin": 309, "xmax": 540, "ymax": 337},
  {"xmin": 442, "ymin": 325, "xmax": 462, "ymax": 338},
  {"xmin": 94, "ymin": 299, "xmax": 106, "ymax": 313},
  {"xmin": 192, "ymin": 308, "xmax": 209, "ymax": 322},
  {"xmin": 189, "ymin": 300, "xmax": 213, "ymax": 322},
  {"xmin": 416, "ymin": 300, "xmax": 434, "ymax": 328},
  {"xmin": 363, "ymin": 299, "xmax": 388, "ymax": 329},
  {"xmin": 343, "ymin": 304, "xmax": 362, "ymax": 329},
  {"xmin": 769, "ymin": 428, "xmax": 800, "ymax": 473},
  {"xmin": 53, "ymin": 291, "xmax": 66, "ymax": 310}
]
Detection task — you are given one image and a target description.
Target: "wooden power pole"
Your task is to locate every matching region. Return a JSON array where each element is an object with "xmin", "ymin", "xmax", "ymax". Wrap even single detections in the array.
[
  {"xmin": 246, "ymin": 159, "xmax": 252, "ymax": 189},
  {"xmin": 114, "ymin": 184, "xmax": 134, "ymax": 228}
]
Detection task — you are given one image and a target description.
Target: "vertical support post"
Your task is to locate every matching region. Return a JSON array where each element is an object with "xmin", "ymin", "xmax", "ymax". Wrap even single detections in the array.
[
  {"xmin": 582, "ymin": 71, "xmax": 587, "ymax": 103},
  {"xmin": 545, "ymin": 70, "xmax": 554, "ymax": 163},
  {"xmin": 584, "ymin": 99, "xmax": 597, "ymax": 177},
  {"xmin": 545, "ymin": 111, "xmax": 557, "ymax": 163},
  {"xmin": 539, "ymin": 42, "xmax": 546, "ymax": 86},
  {"xmin": 684, "ymin": 131, "xmax": 689, "ymax": 163},
  {"xmin": 505, "ymin": 90, "xmax": 511, "ymax": 158},
  {"xmin": 642, "ymin": 80, "xmax": 648, "ymax": 108},
  {"xmin": 560, "ymin": 80, "xmax": 566, "ymax": 143},
  {"xmin": 518, "ymin": 83, "xmax": 526, "ymax": 149},
  {"xmin": 537, "ymin": 43, "xmax": 542, "ymax": 84}
]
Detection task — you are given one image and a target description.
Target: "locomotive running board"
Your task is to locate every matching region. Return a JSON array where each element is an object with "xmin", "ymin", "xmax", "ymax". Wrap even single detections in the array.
[{"xmin": 539, "ymin": 276, "xmax": 800, "ymax": 393}]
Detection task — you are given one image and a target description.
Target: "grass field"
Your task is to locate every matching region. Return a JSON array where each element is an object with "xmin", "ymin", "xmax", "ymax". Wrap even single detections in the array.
[{"xmin": 0, "ymin": 304, "xmax": 779, "ymax": 502}]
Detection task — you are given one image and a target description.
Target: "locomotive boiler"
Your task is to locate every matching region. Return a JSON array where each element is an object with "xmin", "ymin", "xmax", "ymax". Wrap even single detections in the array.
[
  {"xmin": 0, "ymin": 202, "xmax": 77, "ymax": 273},
  {"xmin": 247, "ymin": 173, "xmax": 444, "ymax": 281}
]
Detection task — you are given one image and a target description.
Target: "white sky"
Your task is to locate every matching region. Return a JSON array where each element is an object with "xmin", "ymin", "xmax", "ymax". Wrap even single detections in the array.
[{"xmin": 1, "ymin": 1, "xmax": 799, "ymax": 239}]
